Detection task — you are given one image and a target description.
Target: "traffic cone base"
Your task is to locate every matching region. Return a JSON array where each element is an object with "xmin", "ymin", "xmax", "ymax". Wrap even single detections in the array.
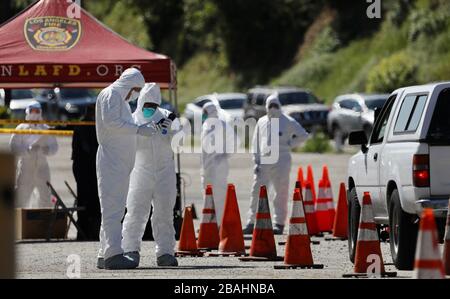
[{"xmin": 278, "ymin": 240, "xmax": 320, "ymax": 246}]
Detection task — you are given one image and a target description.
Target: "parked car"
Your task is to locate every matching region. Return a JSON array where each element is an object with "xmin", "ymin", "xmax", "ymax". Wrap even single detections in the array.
[
  {"xmin": 327, "ymin": 93, "xmax": 389, "ymax": 150},
  {"xmin": 8, "ymin": 89, "xmax": 37, "ymax": 119},
  {"xmin": 184, "ymin": 93, "xmax": 246, "ymax": 124},
  {"xmin": 244, "ymin": 86, "xmax": 329, "ymax": 132},
  {"xmin": 347, "ymin": 82, "xmax": 450, "ymax": 270}
]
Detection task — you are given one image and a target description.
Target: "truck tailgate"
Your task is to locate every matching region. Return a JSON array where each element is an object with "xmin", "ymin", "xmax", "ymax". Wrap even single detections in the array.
[{"xmin": 429, "ymin": 146, "xmax": 450, "ymax": 196}]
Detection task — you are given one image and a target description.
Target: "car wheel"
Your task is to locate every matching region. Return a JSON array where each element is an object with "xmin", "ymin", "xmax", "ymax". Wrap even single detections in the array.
[
  {"xmin": 389, "ymin": 189, "xmax": 419, "ymax": 270},
  {"xmin": 348, "ymin": 187, "xmax": 360, "ymax": 263}
]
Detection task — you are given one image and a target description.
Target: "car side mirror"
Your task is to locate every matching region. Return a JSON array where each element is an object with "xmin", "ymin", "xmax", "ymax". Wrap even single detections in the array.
[
  {"xmin": 349, "ymin": 131, "xmax": 368, "ymax": 153},
  {"xmin": 374, "ymin": 107, "xmax": 381, "ymax": 121}
]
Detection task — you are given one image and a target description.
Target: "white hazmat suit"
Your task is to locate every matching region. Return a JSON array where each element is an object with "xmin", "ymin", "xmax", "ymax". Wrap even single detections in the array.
[
  {"xmin": 9, "ymin": 101, "xmax": 58, "ymax": 208},
  {"xmin": 96, "ymin": 68, "xmax": 151, "ymax": 261},
  {"xmin": 122, "ymin": 83, "xmax": 180, "ymax": 258},
  {"xmin": 201, "ymin": 102, "xmax": 234, "ymax": 225},
  {"xmin": 246, "ymin": 94, "xmax": 309, "ymax": 228}
]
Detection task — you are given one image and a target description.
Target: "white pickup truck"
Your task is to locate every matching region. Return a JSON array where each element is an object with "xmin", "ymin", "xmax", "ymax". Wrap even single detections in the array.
[{"xmin": 347, "ymin": 82, "xmax": 450, "ymax": 270}]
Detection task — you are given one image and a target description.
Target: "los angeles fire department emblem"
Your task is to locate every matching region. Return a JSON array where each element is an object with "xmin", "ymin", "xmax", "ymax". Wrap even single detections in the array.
[{"xmin": 24, "ymin": 16, "xmax": 81, "ymax": 51}]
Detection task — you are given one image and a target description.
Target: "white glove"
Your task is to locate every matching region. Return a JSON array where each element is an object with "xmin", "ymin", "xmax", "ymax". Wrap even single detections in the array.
[{"xmin": 137, "ymin": 124, "xmax": 158, "ymax": 137}]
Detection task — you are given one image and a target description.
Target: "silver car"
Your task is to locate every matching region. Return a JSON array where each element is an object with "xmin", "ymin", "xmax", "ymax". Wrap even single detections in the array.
[{"xmin": 327, "ymin": 93, "xmax": 389, "ymax": 151}]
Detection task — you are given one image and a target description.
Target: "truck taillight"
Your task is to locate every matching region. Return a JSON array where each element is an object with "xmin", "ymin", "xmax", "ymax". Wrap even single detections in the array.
[{"xmin": 413, "ymin": 155, "xmax": 430, "ymax": 187}]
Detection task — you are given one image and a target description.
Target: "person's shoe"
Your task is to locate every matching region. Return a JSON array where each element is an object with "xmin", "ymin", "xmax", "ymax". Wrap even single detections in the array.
[
  {"xmin": 97, "ymin": 257, "xmax": 105, "ymax": 269},
  {"xmin": 124, "ymin": 251, "xmax": 140, "ymax": 266},
  {"xmin": 104, "ymin": 254, "xmax": 138, "ymax": 270},
  {"xmin": 242, "ymin": 223, "xmax": 254, "ymax": 235},
  {"xmin": 273, "ymin": 224, "xmax": 284, "ymax": 235},
  {"xmin": 157, "ymin": 254, "xmax": 178, "ymax": 267}
]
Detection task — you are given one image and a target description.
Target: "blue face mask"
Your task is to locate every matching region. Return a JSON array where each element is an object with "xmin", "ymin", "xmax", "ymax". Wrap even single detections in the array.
[
  {"xmin": 143, "ymin": 108, "xmax": 156, "ymax": 119},
  {"xmin": 202, "ymin": 114, "xmax": 208, "ymax": 122}
]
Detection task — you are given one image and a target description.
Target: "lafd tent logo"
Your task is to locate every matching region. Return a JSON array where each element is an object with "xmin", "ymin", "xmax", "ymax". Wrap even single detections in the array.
[{"xmin": 24, "ymin": 16, "xmax": 81, "ymax": 51}]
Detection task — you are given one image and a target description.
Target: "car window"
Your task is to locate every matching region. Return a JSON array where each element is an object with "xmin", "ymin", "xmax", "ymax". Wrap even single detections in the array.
[
  {"xmin": 365, "ymin": 98, "xmax": 387, "ymax": 110},
  {"xmin": 219, "ymin": 99, "xmax": 244, "ymax": 110},
  {"xmin": 370, "ymin": 95, "xmax": 396, "ymax": 144},
  {"xmin": 394, "ymin": 94, "xmax": 428, "ymax": 134},
  {"xmin": 427, "ymin": 88, "xmax": 450, "ymax": 144},
  {"xmin": 11, "ymin": 89, "xmax": 33, "ymax": 99},
  {"xmin": 246, "ymin": 93, "xmax": 254, "ymax": 104},
  {"xmin": 279, "ymin": 92, "xmax": 316, "ymax": 105},
  {"xmin": 195, "ymin": 99, "xmax": 211, "ymax": 107},
  {"xmin": 339, "ymin": 99, "xmax": 361, "ymax": 111},
  {"xmin": 255, "ymin": 94, "xmax": 266, "ymax": 106}
]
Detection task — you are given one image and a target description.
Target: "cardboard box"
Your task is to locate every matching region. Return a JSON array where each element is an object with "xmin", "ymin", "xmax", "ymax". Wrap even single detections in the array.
[
  {"xmin": 15, "ymin": 208, "xmax": 68, "ymax": 240},
  {"xmin": 0, "ymin": 153, "xmax": 15, "ymax": 279}
]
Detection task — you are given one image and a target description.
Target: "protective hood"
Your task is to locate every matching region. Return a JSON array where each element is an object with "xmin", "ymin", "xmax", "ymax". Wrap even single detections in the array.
[
  {"xmin": 203, "ymin": 102, "xmax": 218, "ymax": 118},
  {"xmin": 134, "ymin": 83, "xmax": 163, "ymax": 124},
  {"xmin": 266, "ymin": 93, "xmax": 282, "ymax": 118},
  {"xmin": 25, "ymin": 101, "xmax": 43, "ymax": 121},
  {"xmin": 111, "ymin": 67, "xmax": 145, "ymax": 99},
  {"xmin": 138, "ymin": 83, "xmax": 161, "ymax": 106}
]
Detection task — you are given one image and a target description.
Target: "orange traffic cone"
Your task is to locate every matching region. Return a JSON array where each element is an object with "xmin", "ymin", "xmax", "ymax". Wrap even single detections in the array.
[
  {"xmin": 303, "ymin": 181, "xmax": 320, "ymax": 236},
  {"xmin": 321, "ymin": 165, "xmax": 330, "ymax": 184},
  {"xmin": 444, "ymin": 199, "xmax": 450, "ymax": 276},
  {"xmin": 343, "ymin": 192, "xmax": 396, "ymax": 278},
  {"xmin": 326, "ymin": 183, "xmax": 348, "ymax": 241},
  {"xmin": 297, "ymin": 167, "xmax": 305, "ymax": 189},
  {"xmin": 240, "ymin": 186, "xmax": 282, "ymax": 262},
  {"xmin": 414, "ymin": 208, "xmax": 445, "ymax": 279},
  {"xmin": 315, "ymin": 179, "xmax": 335, "ymax": 233},
  {"xmin": 274, "ymin": 188, "xmax": 324, "ymax": 269},
  {"xmin": 209, "ymin": 184, "xmax": 246, "ymax": 257},
  {"xmin": 176, "ymin": 206, "xmax": 203, "ymax": 257},
  {"xmin": 197, "ymin": 185, "xmax": 220, "ymax": 251},
  {"xmin": 306, "ymin": 165, "xmax": 316, "ymax": 203}
]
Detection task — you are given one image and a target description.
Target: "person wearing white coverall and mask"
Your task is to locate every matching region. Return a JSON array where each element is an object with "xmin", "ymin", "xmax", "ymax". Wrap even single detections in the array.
[
  {"xmin": 243, "ymin": 94, "xmax": 309, "ymax": 235},
  {"xmin": 122, "ymin": 83, "xmax": 180, "ymax": 267},
  {"xmin": 9, "ymin": 101, "xmax": 58, "ymax": 208},
  {"xmin": 201, "ymin": 102, "xmax": 234, "ymax": 225},
  {"xmin": 95, "ymin": 68, "xmax": 158, "ymax": 270}
]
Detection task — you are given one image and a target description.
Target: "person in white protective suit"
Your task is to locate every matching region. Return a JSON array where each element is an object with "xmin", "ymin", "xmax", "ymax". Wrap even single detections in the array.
[
  {"xmin": 121, "ymin": 83, "xmax": 180, "ymax": 267},
  {"xmin": 96, "ymin": 68, "xmax": 158, "ymax": 270},
  {"xmin": 243, "ymin": 94, "xmax": 309, "ymax": 235},
  {"xmin": 200, "ymin": 102, "xmax": 235, "ymax": 225},
  {"xmin": 9, "ymin": 101, "xmax": 58, "ymax": 208}
]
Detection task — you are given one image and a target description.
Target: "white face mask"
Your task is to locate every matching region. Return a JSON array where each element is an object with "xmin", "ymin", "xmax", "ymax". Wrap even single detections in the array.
[
  {"xmin": 268, "ymin": 107, "xmax": 281, "ymax": 118},
  {"xmin": 26, "ymin": 113, "xmax": 41, "ymax": 121}
]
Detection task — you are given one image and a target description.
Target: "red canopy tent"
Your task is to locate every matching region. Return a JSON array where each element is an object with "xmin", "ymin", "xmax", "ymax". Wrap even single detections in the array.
[{"xmin": 0, "ymin": 0, "xmax": 177, "ymax": 90}]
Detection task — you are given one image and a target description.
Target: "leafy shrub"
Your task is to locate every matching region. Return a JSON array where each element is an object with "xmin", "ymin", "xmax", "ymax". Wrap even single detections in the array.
[
  {"xmin": 310, "ymin": 27, "xmax": 340, "ymax": 56},
  {"xmin": 366, "ymin": 51, "xmax": 418, "ymax": 93},
  {"xmin": 408, "ymin": 7, "xmax": 449, "ymax": 41},
  {"xmin": 300, "ymin": 132, "xmax": 332, "ymax": 154}
]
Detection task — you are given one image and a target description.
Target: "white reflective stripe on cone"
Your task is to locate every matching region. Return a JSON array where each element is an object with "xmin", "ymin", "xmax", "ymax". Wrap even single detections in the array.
[
  {"xmin": 291, "ymin": 201, "xmax": 305, "ymax": 218},
  {"xmin": 289, "ymin": 222, "xmax": 308, "ymax": 236},
  {"xmin": 415, "ymin": 230, "xmax": 441, "ymax": 261},
  {"xmin": 315, "ymin": 202, "xmax": 328, "ymax": 211},
  {"xmin": 318, "ymin": 187, "xmax": 332, "ymax": 199},
  {"xmin": 255, "ymin": 218, "xmax": 273, "ymax": 230},
  {"xmin": 204, "ymin": 195, "xmax": 215, "ymax": 209},
  {"xmin": 304, "ymin": 191, "xmax": 313, "ymax": 202},
  {"xmin": 202, "ymin": 213, "xmax": 217, "ymax": 224},
  {"xmin": 303, "ymin": 204, "xmax": 315, "ymax": 214},
  {"xmin": 327, "ymin": 200, "xmax": 335, "ymax": 210},
  {"xmin": 360, "ymin": 204, "xmax": 375, "ymax": 222},
  {"xmin": 258, "ymin": 198, "xmax": 270, "ymax": 214},
  {"xmin": 357, "ymin": 228, "xmax": 379, "ymax": 242}
]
